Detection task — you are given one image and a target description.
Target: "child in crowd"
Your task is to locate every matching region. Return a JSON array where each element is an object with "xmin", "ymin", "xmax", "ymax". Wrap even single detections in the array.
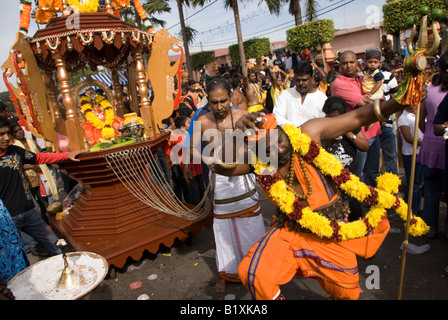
[
  {"xmin": 168, "ymin": 116, "xmax": 205, "ymax": 206},
  {"xmin": 321, "ymin": 96, "xmax": 369, "ymax": 221},
  {"xmin": 398, "ymin": 105, "xmax": 424, "ymax": 214},
  {"xmin": 362, "ymin": 47, "xmax": 385, "ymax": 100}
]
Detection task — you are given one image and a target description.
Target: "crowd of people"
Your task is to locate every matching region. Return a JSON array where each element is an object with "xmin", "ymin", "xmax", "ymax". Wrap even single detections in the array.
[
  {"xmin": 1, "ymin": 38, "xmax": 447, "ymax": 300},
  {"xmin": 158, "ymin": 44, "xmax": 448, "ymax": 299}
]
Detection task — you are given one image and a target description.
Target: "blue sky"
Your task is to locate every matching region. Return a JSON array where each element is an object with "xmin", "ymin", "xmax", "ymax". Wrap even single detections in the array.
[{"xmin": 0, "ymin": 0, "xmax": 386, "ymax": 92}]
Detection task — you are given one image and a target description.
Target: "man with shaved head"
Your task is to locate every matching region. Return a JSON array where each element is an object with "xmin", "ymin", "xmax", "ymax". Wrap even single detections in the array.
[
  {"xmin": 331, "ymin": 51, "xmax": 372, "ymax": 108},
  {"xmin": 331, "ymin": 50, "xmax": 382, "ymax": 188}
]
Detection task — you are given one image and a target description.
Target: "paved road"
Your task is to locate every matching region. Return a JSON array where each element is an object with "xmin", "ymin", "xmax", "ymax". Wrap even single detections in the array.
[{"xmin": 25, "ymin": 195, "xmax": 448, "ymax": 302}]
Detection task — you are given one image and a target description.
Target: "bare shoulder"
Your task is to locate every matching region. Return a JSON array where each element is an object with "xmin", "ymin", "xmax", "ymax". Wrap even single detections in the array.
[
  {"xmin": 233, "ymin": 108, "xmax": 249, "ymax": 118},
  {"xmin": 197, "ymin": 112, "xmax": 215, "ymax": 130},
  {"xmin": 300, "ymin": 117, "xmax": 330, "ymax": 143}
]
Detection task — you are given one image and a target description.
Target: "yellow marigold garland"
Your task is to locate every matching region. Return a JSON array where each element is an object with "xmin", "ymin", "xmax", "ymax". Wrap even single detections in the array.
[
  {"xmin": 80, "ymin": 95, "xmax": 116, "ymax": 140},
  {"xmin": 252, "ymin": 124, "xmax": 429, "ymax": 241},
  {"xmin": 67, "ymin": 0, "xmax": 99, "ymax": 13}
]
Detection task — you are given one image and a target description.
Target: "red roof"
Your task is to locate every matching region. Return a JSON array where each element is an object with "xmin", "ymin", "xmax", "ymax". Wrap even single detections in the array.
[{"xmin": 271, "ymin": 41, "xmax": 286, "ymax": 47}]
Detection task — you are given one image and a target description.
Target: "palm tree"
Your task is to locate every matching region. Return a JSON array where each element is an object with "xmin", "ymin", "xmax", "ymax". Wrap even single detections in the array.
[
  {"xmin": 286, "ymin": 0, "xmax": 302, "ymax": 26},
  {"xmin": 142, "ymin": 0, "xmax": 173, "ymax": 28},
  {"xmin": 192, "ymin": 0, "xmax": 280, "ymax": 77},
  {"xmin": 120, "ymin": 0, "xmax": 172, "ymax": 29},
  {"xmin": 283, "ymin": 0, "xmax": 318, "ymax": 26},
  {"xmin": 304, "ymin": 0, "xmax": 318, "ymax": 23},
  {"xmin": 124, "ymin": 0, "xmax": 196, "ymax": 80},
  {"xmin": 178, "ymin": 25, "xmax": 199, "ymax": 45},
  {"xmin": 176, "ymin": 0, "xmax": 195, "ymax": 81}
]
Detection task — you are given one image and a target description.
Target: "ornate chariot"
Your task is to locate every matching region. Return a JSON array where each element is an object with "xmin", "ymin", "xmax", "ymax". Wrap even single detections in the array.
[{"xmin": 2, "ymin": 0, "xmax": 212, "ymax": 269}]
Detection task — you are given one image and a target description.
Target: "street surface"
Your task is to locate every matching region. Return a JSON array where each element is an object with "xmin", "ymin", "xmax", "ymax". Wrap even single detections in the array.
[{"xmin": 25, "ymin": 171, "xmax": 448, "ymax": 302}]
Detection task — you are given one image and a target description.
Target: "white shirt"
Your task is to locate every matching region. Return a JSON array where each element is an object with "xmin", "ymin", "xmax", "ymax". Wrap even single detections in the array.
[
  {"xmin": 382, "ymin": 71, "xmax": 399, "ymax": 126},
  {"xmin": 273, "ymin": 87, "xmax": 327, "ymax": 127},
  {"xmin": 382, "ymin": 71, "xmax": 398, "ymax": 101},
  {"xmin": 284, "ymin": 57, "xmax": 293, "ymax": 71},
  {"xmin": 397, "ymin": 109, "xmax": 423, "ymax": 155}
]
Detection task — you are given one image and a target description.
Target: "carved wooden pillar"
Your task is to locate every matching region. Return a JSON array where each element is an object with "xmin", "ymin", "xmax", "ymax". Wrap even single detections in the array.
[
  {"xmin": 132, "ymin": 46, "xmax": 156, "ymax": 138},
  {"xmin": 112, "ymin": 70, "xmax": 126, "ymax": 117},
  {"xmin": 126, "ymin": 55, "xmax": 139, "ymax": 114},
  {"xmin": 44, "ymin": 70, "xmax": 67, "ymax": 136},
  {"xmin": 53, "ymin": 54, "xmax": 84, "ymax": 151}
]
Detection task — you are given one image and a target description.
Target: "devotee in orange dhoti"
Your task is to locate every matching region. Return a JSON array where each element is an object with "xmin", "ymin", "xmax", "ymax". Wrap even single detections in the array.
[{"xmin": 212, "ymin": 87, "xmax": 429, "ymax": 299}]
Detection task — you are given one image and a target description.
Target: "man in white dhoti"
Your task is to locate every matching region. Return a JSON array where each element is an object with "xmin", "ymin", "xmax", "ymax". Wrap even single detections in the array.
[
  {"xmin": 188, "ymin": 77, "xmax": 266, "ymax": 292},
  {"xmin": 213, "ymin": 173, "xmax": 265, "ymax": 291}
]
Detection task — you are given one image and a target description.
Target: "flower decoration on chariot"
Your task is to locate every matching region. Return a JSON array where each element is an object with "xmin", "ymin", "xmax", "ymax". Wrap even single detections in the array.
[
  {"xmin": 80, "ymin": 95, "xmax": 116, "ymax": 140},
  {"xmin": 67, "ymin": 0, "xmax": 99, "ymax": 13}
]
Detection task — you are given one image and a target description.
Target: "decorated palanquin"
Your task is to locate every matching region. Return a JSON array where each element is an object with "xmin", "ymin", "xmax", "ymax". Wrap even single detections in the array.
[{"xmin": 2, "ymin": 0, "xmax": 211, "ymax": 270}]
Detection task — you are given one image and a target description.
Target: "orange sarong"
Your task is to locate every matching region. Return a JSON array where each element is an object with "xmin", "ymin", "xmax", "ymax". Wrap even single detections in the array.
[
  {"xmin": 238, "ymin": 218, "xmax": 390, "ymax": 300},
  {"xmin": 238, "ymin": 154, "xmax": 390, "ymax": 300}
]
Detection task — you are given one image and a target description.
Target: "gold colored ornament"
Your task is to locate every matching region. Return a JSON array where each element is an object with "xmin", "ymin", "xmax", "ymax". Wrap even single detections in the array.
[
  {"xmin": 213, "ymin": 145, "xmax": 238, "ymax": 169},
  {"xmin": 373, "ymin": 99, "xmax": 388, "ymax": 123}
]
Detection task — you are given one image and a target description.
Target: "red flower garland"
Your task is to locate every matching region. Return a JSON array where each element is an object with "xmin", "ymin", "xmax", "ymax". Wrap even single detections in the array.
[
  {"xmin": 332, "ymin": 168, "xmax": 351, "ymax": 186},
  {"xmin": 361, "ymin": 217, "xmax": 374, "ymax": 234},
  {"xmin": 255, "ymin": 129, "xmax": 427, "ymax": 240},
  {"xmin": 364, "ymin": 186, "xmax": 379, "ymax": 207},
  {"xmin": 256, "ymin": 172, "xmax": 282, "ymax": 191},
  {"xmin": 391, "ymin": 195, "xmax": 400, "ymax": 210},
  {"xmin": 330, "ymin": 222, "xmax": 342, "ymax": 241},
  {"xmin": 290, "ymin": 199, "xmax": 306, "ymax": 221},
  {"xmin": 303, "ymin": 140, "xmax": 320, "ymax": 163}
]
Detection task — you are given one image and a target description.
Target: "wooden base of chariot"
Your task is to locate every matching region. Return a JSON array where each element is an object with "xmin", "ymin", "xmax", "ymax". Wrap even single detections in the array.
[{"xmin": 50, "ymin": 133, "xmax": 212, "ymax": 269}]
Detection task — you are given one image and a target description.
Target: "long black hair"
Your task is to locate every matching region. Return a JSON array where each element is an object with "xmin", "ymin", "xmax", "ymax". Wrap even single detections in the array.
[
  {"xmin": 433, "ymin": 51, "xmax": 448, "ymax": 91},
  {"xmin": 0, "ymin": 116, "xmax": 10, "ymax": 129},
  {"xmin": 322, "ymin": 96, "xmax": 348, "ymax": 115}
]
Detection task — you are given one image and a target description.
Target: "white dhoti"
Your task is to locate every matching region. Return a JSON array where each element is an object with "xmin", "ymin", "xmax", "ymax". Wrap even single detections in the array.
[{"xmin": 213, "ymin": 173, "xmax": 266, "ymax": 282}]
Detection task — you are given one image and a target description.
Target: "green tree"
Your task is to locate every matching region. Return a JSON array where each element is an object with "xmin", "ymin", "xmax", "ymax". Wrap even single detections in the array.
[
  {"xmin": 383, "ymin": 0, "xmax": 447, "ymax": 35},
  {"xmin": 142, "ymin": 0, "xmax": 173, "ymax": 28},
  {"xmin": 178, "ymin": 25, "xmax": 199, "ymax": 46},
  {"xmin": 192, "ymin": 0, "xmax": 280, "ymax": 77},
  {"xmin": 228, "ymin": 38, "xmax": 271, "ymax": 65},
  {"xmin": 383, "ymin": 0, "xmax": 448, "ymax": 53},
  {"xmin": 286, "ymin": 19, "xmax": 335, "ymax": 71},
  {"xmin": 191, "ymin": 51, "xmax": 215, "ymax": 70},
  {"xmin": 120, "ymin": 0, "xmax": 172, "ymax": 29},
  {"xmin": 0, "ymin": 91, "xmax": 14, "ymax": 112}
]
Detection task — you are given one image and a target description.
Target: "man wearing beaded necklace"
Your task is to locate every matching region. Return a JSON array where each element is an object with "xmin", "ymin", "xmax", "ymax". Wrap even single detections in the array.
[
  {"xmin": 213, "ymin": 86, "xmax": 429, "ymax": 300},
  {"xmin": 244, "ymin": 71, "xmax": 265, "ymax": 113}
]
